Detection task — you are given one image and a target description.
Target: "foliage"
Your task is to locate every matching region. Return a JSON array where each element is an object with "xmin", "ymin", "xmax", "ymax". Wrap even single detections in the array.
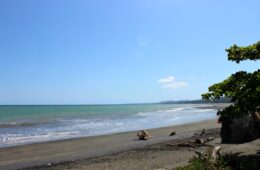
[
  {"xmin": 226, "ymin": 41, "xmax": 260, "ymax": 63},
  {"xmin": 202, "ymin": 69, "xmax": 260, "ymax": 118},
  {"xmin": 160, "ymin": 97, "xmax": 231, "ymax": 104},
  {"xmin": 202, "ymin": 42, "xmax": 260, "ymax": 119},
  {"xmin": 176, "ymin": 149, "xmax": 260, "ymax": 170},
  {"xmin": 176, "ymin": 147, "xmax": 229, "ymax": 170}
]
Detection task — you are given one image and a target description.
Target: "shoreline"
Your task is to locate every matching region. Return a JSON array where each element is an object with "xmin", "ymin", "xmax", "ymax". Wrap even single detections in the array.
[
  {"xmin": 0, "ymin": 119, "xmax": 220, "ymax": 170},
  {"xmin": 0, "ymin": 103, "xmax": 225, "ymax": 149},
  {"xmin": 0, "ymin": 116, "xmax": 218, "ymax": 149}
]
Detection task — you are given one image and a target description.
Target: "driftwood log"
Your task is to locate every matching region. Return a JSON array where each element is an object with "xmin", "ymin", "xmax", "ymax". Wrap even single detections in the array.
[
  {"xmin": 200, "ymin": 129, "xmax": 206, "ymax": 136},
  {"xmin": 211, "ymin": 146, "xmax": 221, "ymax": 161},
  {"xmin": 195, "ymin": 138, "xmax": 205, "ymax": 144},
  {"xmin": 166, "ymin": 137, "xmax": 214, "ymax": 148},
  {"xmin": 169, "ymin": 131, "xmax": 176, "ymax": 136},
  {"xmin": 137, "ymin": 130, "xmax": 151, "ymax": 140},
  {"xmin": 194, "ymin": 146, "xmax": 221, "ymax": 162}
]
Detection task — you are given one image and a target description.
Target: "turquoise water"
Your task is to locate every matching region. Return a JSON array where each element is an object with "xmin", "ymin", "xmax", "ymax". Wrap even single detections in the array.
[{"xmin": 0, "ymin": 104, "xmax": 217, "ymax": 148}]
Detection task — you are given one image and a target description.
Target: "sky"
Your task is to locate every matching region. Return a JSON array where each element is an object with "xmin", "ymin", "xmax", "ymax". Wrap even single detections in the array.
[{"xmin": 0, "ymin": 0, "xmax": 259, "ymax": 105}]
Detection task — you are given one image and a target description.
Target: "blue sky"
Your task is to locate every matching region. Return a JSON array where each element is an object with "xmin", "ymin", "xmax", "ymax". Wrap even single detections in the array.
[{"xmin": 0, "ymin": 0, "xmax": 259, "ymax": 104}]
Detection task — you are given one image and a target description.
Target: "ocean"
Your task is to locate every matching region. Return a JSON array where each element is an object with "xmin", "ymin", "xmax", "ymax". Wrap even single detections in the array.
[{"xmin": 0, "ymin": 104, "xmax": 217, "ymax": 148}]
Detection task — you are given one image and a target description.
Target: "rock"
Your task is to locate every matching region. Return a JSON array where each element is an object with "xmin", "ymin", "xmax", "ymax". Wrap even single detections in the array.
[
  {"xmin": 195, "ymin": 138, "xmax": 205, "ymax": 144},
  {"xmin": 137, "ymin": 130, "xmax": 151, "ymax": 140},
  {"xmin": 169, "ymin": 131, "xmax": 176, "ymax": 136}
]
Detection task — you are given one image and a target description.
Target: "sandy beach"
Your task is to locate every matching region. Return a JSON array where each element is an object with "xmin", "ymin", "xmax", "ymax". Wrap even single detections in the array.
[
  {"xmin": 2, "ymin": 115, "xmax": 260, "ymax": 170},
  {"xmin": 0, "ymin": 119, "xmax": 221, "ymax": 170}
]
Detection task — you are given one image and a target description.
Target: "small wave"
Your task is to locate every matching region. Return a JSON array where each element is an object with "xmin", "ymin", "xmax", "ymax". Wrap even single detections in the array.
[
  {"xmin": 158, "ymin": 108, "xmax": 185, "ymax": 113},
  {"xmin": 136, "ymin": 112, "xmax": 146, "ymax": 117},
  {"xmin": 0, "ymin": 131, "xmax": 81, "ymax": 147},
  {"xmin": 137, "ymin": 108, "xmax": 185, "ymax": 117},
  {"xmin": 0, "ymin": 122, "xmax": 40, "ymax": 128},
  {"xmin": 194, "ymin": 109, "xmax": 215, "ymax": 113},
  {"xmin": 0, "ymin": 119, "xmax": 53, "ymax": 128}
]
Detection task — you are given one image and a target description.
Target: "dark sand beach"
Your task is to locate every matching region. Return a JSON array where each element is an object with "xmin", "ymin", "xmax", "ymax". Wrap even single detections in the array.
[
  {"xmin": 1, "ymin": 117, "xmax": 260, "ymax": 170},
  {"xmin": 0, "ymin": 119, "xmax": 220, "ymax": 170}
]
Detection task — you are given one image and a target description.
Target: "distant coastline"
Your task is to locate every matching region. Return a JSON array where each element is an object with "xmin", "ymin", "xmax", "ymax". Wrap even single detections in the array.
[{"xmin": 160, "ymin": 97, "xmax": 232, "ymax": 104}]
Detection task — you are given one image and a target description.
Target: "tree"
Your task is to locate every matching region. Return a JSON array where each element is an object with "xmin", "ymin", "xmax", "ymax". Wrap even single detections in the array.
[
  {"xmin": 226, "ymin": 41, "xmax": 260, "ymax": 63},
  {"xmin": 202, "ymin": 41, "xmax": 260, "ymax": 142}
]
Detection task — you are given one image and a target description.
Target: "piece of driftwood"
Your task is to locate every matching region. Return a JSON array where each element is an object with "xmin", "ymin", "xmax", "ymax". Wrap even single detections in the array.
[
  {"xmin": 194, "ymin": 146, "xmax": 222, "ymax": 162},
  {"xmin": 195, "ymin": 138, "xmax": 205, "ymax": 144},
  {"xmin": 166, "ymin": 142, "xmax": 210, "ymax": 148},
  {"xmin": 166, "ymin": 136, "xmax": 214, "ymax": 148},
  {"xmin": 207, "ymin": 137, "xmax": 214, "ymax": 141},
  {"xmin": 169, "ymin": 131, "xmax": 176, "ymax": 136},
  {"xmin": 212, "ymin": 146, "xmax": 221, "ymax": 161},
  {"xmin": 166, "ymin": 142, "xmax": 196, "ymax": 147},
  {"xmin": 200, "ymin": 129, "xmax": 206, "ymax": 136},
  {"xmin": 137, "ymin": 130, "xmax": 151, "ymax": 140},
  {"xmin": 177, "ymin": 143, "xmax": 199, "ymax": 148}
]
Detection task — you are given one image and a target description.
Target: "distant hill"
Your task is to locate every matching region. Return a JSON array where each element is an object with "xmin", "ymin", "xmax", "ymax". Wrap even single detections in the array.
[{"xmin": 160, "ymin": 97, "xmax": 232, "ymax": 104}]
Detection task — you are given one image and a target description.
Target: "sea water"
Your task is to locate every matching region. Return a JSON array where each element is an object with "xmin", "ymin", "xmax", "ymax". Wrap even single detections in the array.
[{"xmin": 0, "ymin": 104, "xmax": 217, "ymax": 148}]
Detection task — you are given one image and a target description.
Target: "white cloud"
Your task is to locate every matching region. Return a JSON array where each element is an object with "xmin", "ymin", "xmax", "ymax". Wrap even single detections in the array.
[
  {"xmin": 158, "ymin": 76, "xmax": 189, "ymax": 89},
  {"xmin": 158, "ymin": 76, "xmax": 175, "ymax": 84}
]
